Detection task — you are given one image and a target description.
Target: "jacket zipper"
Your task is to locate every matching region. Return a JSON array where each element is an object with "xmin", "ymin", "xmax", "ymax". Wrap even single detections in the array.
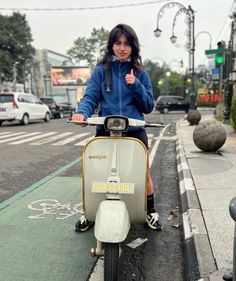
[{"xmin": 118, "ymin": 62, "xmax": 122, "ymax": 115}]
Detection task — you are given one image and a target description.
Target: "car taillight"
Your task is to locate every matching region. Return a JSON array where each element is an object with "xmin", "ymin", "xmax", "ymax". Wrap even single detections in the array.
[{"xmin": 12, "ymin": 99, "xmax": 18, "ymax": 109}]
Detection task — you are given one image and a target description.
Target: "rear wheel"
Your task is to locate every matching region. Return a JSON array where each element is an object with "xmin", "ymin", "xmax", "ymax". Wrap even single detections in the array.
[
  {"xmin": 21, "ymin": 114, "xmax": 29, "ymax": 125},
  {"xmin": 104, "ymin": 243, "xmax": 119, "ymax": 281}
]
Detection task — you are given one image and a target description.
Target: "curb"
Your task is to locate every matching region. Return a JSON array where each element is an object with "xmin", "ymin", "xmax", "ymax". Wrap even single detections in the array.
[{"xmin": 176, "ymin": 136, "xmax": 217, "ymax": 281}]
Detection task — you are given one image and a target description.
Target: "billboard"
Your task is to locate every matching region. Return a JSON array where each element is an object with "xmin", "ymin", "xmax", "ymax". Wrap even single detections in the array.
[{"xmin": 51, "ymin": 66, "xmax": 91, "ymax": 86}]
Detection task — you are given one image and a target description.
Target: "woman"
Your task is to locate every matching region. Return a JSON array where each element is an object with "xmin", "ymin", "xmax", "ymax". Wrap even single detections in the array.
[{"xmin": 72, "ymin": 23, "xmax": 162, "ymax": 231}]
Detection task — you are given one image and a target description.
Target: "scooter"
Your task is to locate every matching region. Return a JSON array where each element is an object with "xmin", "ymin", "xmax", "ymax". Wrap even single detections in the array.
[{"xmin": 70, "ymin": 115, "xmax": 164, "ymax": 281}]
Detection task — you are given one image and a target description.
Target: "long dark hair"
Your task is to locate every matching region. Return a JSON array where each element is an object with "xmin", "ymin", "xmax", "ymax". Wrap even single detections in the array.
[{"xmin": 98, "ymin": 24, "xmax": 143, "ymax": 75}]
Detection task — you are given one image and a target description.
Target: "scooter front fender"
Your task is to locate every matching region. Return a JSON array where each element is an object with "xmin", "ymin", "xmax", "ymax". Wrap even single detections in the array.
[{"xmin": 94, "ymin": 200, "xmax": 130, "ymax": 243}]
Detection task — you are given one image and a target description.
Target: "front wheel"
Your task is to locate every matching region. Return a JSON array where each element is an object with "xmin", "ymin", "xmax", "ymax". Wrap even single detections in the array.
[
  {"xmin": 59, "ymin": 110, "xmax": 64, "ymax": 119},
  {"xmin": 21, "ymin": 114, "xmax": 29, "ymax": 125},
  {"xmin": 163, "ymin": 107, "xmax": 169, "ymax": 114},
  {"xmin": 104, "ymin": 243, "xmax": 119, "ymax": 281},
  {"xmin": 44, "ymin": 112, "xmax": 50, "ymax": 122}
]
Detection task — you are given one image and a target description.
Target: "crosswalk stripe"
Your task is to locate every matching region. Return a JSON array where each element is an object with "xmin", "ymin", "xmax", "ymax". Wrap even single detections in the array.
[
  {"xmin": 0, "ymin": 132, "xmax": 157, "ymax": 147},
  {"xmin": 0, "ymin": 132, "xmax": 42, "ymax": 144},
  {"xmin": 0, "ymin": 132, "xmax": 27, "ymax": 140},
  {"xmin": 30, "ymin": 132, "xmax": 74, "ymax": 145},
  {"xmin": 9, "ymin": 132, "xmax": 57, "ymax": 145},
  {"xmin": 74, "ymin": 136, "xmax": 95, "ymax": 146},
  {"xmin": 0, "ymin": 132, "xmax": 12, "ymax": 136},
  {"xmin": 52, "ymin": 132, "xmax": 90, "ymax": 146}
]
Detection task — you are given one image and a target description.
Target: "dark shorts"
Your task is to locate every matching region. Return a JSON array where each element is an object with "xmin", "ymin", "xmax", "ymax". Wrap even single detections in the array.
[{"xmin": 95, "ymin": 129, "xmax": 149, "ymax": 149}]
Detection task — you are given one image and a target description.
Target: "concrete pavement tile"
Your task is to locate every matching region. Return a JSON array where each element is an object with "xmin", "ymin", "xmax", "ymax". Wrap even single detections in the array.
[
  {"xmin": 188, "ymin": 157, "xmax": 233, "ymax": 175},
  {"xmin": 203, "ymin": 209, "xmax": 234, "ymax": 269},
  {"xmin": 197, "ymin": 189, "xmax": 236, "ymax": 210}
]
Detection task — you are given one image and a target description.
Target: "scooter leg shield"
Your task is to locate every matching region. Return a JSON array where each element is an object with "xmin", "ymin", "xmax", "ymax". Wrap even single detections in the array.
[{"xmin": 94, "ymin": 200, "xmax": 130, "ymax": 243}]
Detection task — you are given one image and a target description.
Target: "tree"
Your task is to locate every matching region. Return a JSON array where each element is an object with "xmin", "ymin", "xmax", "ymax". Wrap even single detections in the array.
[
  {"xmin": 0, "ymin": 12, "xmax": 35, "ymax": 89},
  {"xmin": 67, "ymin": 27, "xmax": 109, "ymax": 67},
  {"xmin": 143, "ymin": 59, "xmax": 184, "ymax": 99}
]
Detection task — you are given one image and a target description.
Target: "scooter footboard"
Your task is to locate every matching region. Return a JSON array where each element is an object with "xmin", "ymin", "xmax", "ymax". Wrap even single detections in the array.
[{"xmin": 94, "ymin": 200, "xmax": 130, "ymax": 243}]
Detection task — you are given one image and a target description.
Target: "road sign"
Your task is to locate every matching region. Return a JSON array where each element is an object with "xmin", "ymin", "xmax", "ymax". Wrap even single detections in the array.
[
  {"xmin": 205, "ymin": 48, "xmax": 226, "ymax": 55},
  {"xmin": 211, "ymin": 67, "xmax": 220, "ymax": 80}
]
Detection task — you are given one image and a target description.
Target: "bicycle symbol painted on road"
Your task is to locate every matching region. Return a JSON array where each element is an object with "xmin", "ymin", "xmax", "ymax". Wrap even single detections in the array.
[{"xmin": 27, "ymin": 199, "xmax": 83, "ymax": 219}]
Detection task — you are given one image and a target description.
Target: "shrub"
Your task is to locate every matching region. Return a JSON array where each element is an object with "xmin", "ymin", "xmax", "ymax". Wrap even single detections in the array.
[{"xmin": 230, "ymin": 96, "xmax": 236, "ymax": 131}]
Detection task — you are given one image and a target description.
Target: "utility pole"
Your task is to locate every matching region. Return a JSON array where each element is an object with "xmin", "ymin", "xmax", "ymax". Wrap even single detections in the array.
[{"xmin": 224, "ymin": 11, "xmax": 236, "ymax": 122}]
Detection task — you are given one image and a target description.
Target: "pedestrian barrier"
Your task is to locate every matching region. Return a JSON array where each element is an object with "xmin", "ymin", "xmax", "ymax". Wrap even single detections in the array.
[{"xmin": 229, "ymin": 197, "xmax": 236, "ymax": 281}]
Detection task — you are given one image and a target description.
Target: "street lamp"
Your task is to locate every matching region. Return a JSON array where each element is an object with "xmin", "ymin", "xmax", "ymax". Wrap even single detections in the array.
[
  {"xmin": 154, "ymin": 2, "xmax": 196, "ymax": 109},
  {"xmin": 195, "ymin": 31, "xmax": 212, "ymax": 50}
]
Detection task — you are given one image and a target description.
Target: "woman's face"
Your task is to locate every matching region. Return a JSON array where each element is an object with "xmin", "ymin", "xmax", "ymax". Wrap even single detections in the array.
[{"xmin": 112, "ymin": 34, "xmax": 132, "ymax": 61}]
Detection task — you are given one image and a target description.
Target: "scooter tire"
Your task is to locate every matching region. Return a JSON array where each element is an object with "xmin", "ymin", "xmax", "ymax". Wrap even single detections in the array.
[{"xmin": 104, "ymin": 243, "xmax": 119, "ymax": 281}]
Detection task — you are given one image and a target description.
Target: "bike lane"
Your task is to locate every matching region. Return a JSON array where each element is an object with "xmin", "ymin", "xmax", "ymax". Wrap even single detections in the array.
[{"xmin": 0, "ymin": 175, "xmax": 96, "ymax": 281}]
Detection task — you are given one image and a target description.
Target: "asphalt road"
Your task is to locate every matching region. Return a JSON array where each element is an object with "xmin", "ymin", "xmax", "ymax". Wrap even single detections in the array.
[{"xmin": 0, "ymin": 111, "xmax": 187, "ymax": 281}]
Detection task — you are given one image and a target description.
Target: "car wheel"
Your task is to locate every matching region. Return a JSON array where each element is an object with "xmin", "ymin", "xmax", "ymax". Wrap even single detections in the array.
[
  {"xmin": 59, "ymin": 111, "xmax": 64, "ymax": 118},
  {"xmin": 44, "ymin": 112, "xmax": 50, "ymax": 122},
  {"xmin": 0, "ymin": 121, "xmax": 2, "ymax": 126},
  {"xmin": 21, "ymin": 114, "xmax": 29, "ymax": 125},
  {"xmin": 163, "ymin": 108, "xmax": 169, "ymax": 114}
]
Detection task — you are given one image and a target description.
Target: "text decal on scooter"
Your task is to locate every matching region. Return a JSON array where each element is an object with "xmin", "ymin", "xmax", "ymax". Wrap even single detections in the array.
[{"xmin": 92, "ymin": 181, "xmax": 135, "ymax": 194}]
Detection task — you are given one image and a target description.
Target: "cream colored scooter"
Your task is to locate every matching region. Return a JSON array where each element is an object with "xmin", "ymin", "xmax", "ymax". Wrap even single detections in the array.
[{"xmin": 71, "ymin": 115, "xmax": 164, "ymax": 281}]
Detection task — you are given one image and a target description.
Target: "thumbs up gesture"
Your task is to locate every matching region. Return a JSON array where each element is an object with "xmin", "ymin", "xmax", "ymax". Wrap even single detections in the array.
[{"xmin": 125, "ymin": 69, "xmax": 136, "ymax": 85}]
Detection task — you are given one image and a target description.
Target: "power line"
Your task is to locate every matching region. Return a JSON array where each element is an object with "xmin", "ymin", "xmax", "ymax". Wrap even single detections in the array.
[
  {"xmin": 0, "ymin": 0, "xmax": 171, "ymax": 12},
  {"xmin": 215, "ymin": 1, "xmax": 235, "ymax": 43}
]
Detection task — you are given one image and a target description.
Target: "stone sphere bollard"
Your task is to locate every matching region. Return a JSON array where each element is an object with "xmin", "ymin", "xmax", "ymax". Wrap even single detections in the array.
[
  {"xmin": 193, "ymin": 120, "xmax": 227, "ymax": 152},
  {"xmin": 186, "ymin": 110, "xmax": 201, "ymax": 125}
]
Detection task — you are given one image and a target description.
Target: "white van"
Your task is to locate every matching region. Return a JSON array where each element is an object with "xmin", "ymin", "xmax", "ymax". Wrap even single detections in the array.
[{"xmin": 0, "ymin": 92, "xmax": 51, "ymax": 126}]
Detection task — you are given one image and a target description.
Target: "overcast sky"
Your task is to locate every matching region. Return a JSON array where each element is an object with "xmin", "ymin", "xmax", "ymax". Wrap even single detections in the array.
[{"xmin": 1, "ymin": 0, "xmax": 235, "ymax": 70}]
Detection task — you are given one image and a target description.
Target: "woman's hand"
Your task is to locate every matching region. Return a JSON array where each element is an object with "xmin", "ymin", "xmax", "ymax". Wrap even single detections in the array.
[
  {"xmin": 125, "ymin": 69, "xmax": 136, "ymax": 85},
  {"xmin": 71, "ymin": 113, "xmax": 87, "ymax": 126}
]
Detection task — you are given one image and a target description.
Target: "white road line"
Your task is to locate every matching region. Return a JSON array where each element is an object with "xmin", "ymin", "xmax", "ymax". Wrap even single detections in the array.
[
  {"xmin": 74, "ymin": 136, "xmax": 95, "ymax": 146},
  {"xmin": 52, "ymin": 132, "xmax": 90, "ymax": 146},
  {"xmin": 30, "ymin": 132, "xmax": 73, "ymax": 145},
  {"xmin": 9, "ymin": 132, "xmax": 57, "ymax": 145},
  {"xmin": 149, "ymin": 124, "xmax": 171, "ymax": 168},
  {"xmin": 147, "ymin": 133, "xmax": 154, "ymax": 147},
  {"xmin": 0, "ymin": 132, "xmax": 41, "ymax": 144},
  {"xmin": 0, "ymin": 131, "xmax": 27, "ymax": 140}
]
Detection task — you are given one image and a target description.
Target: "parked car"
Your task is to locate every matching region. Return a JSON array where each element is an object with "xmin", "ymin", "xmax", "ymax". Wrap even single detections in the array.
[
  {"xmin": 155, "ymin": 95, "xmax": 190, "ymax": 114},
  {"xmin": 0, "ymin": 92, "xmax": 50, "ymax": 126},
  {"xmin": 40, "ymin": 97, "xmax": 76, "ymax": 118}
]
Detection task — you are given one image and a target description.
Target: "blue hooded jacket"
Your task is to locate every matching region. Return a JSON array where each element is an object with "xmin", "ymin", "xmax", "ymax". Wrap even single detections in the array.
[{"xmin": 77, "ymin": 60, "xmax": 154, "ymax": 130}]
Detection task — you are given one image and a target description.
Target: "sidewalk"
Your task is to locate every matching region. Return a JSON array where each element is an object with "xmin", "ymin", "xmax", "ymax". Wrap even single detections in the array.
[{"xmin": 176, "ymin": 109, "xmax": 236, "ymax": 281}]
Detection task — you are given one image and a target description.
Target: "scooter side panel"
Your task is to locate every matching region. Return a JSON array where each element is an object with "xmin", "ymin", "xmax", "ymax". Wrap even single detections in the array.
[{"xmin": 82, "ymin": 137, "xmax": 147, "ymax": 223}]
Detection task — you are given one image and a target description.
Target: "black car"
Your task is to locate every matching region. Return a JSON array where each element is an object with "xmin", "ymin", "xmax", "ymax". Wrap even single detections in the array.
[
  {"xmin": 40, "ymin": 97, "xmax": 76, "ymax": 118},
  {"xmin": 155, "ymin": 95, "xmax": 190, "ymax": 114}
]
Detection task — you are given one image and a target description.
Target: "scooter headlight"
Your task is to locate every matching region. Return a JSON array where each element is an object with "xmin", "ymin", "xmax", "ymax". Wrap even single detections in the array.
[{"xmin": 104, "ymin": 116, "xmax": 129, "ymax": 132}]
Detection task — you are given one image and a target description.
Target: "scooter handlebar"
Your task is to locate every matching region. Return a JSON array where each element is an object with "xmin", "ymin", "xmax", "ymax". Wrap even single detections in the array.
[
  {"xmin": 67, "ymin": 117, "xmax": 165, "ymax": 128},
  {"xmin": 145, "ymin": 123, "xmax": 165, "ymax": 128}
]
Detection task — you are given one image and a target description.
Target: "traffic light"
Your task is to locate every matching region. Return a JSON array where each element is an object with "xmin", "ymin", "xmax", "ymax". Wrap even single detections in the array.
[
  {"xmin": 215, "ymin": 54, "xmax": 224, "ymax": 65},
  {"xmin": 215, "ymin": 41, "xmax": 225, "ymax": 66}
]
